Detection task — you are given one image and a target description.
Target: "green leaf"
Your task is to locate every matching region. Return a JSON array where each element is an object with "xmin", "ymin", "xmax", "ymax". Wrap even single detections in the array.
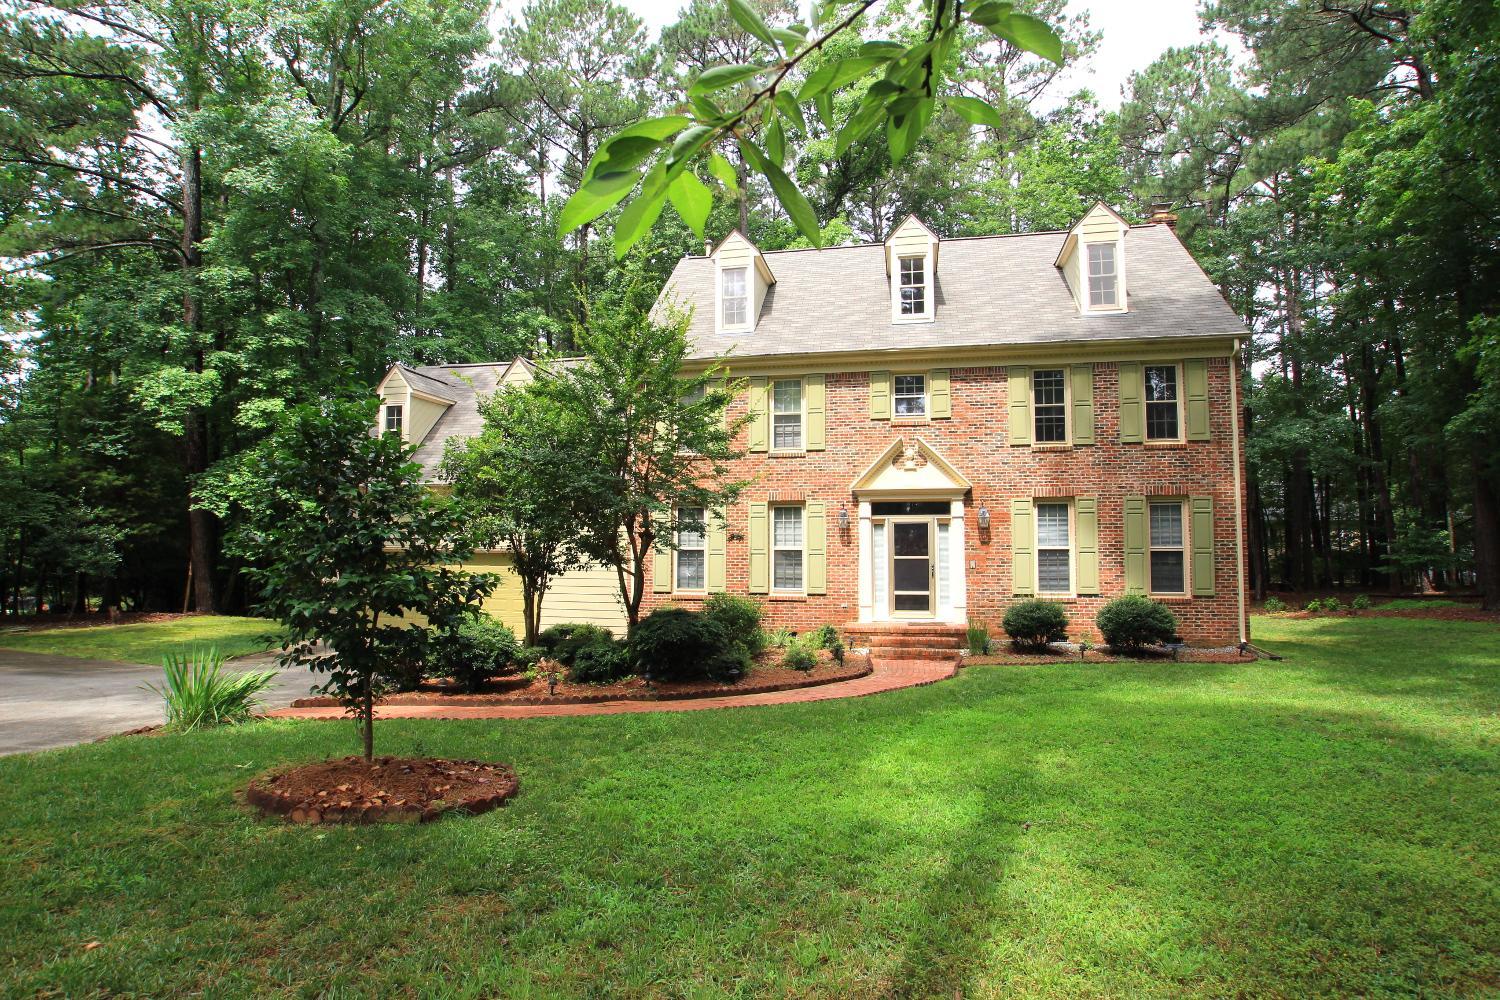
[
  {"xmin": 946, "ymin": 95, "xmax": 1005, "ymax": 128},
  {"xmin": 708, "ymin": 150, "xmax": 739, "ymax": 194},
  {"xmin": 728, "ymin": 0, "xmax": 778, "ymax": 50},
  {"xmin": 858, "ymin": 41, "xmax": 906, "ymax": 59},
  {"xmin": 815, "ymin": 91, "xmax": 834, "ymax": 131},
  {"xmin": 800, "ymin": 56, "xmax": 886, "ymax": 101},
  {"xmin": 773, "ymin": 90, "xmax": 806, "ymax": 134},
  {"xmin": 885, "ymin": 97, "xmax": 933, "ymax": 164},
  {"xmin": 971, "ymin": 10, "xmax": 1063, "ymax": 66},
  {"xmin": 668, "ymin": 125, "xmax": 715, "ymax": 166},
  {"xmin": 614, "ymin": 163, "xmax": 669, "ymax": 259},
  {"xmin": 765, "ymin": 118, "xmax": 786, "ymax": 167},
  {"xmin": 581, "ymin": 116, "xmax": 690, "ymax": 182},
  {"xmin": 739, "ymin": 139, "xmax": 820, "ymax": 245},
  {"xmin": 770, "ymin": 26, "xmax": 808, "ymax": 49},
  {"xmin": 667, "ymin": 170, "xmax": 713, "ymax": 239},
  {"xmin": 689, "ymin": 63, "xmax": 765, "ymax": 97},
  {"xmin": 835, "ymin": 87, "xmax": 895, "ymax": 156},
  {"xmin": 559, "ymin": 169, "xmax": 640, "ymax": 237}
]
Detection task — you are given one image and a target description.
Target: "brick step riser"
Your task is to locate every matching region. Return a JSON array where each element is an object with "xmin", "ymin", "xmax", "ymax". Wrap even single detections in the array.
[
  {"xmin": 865, "ymin": 647, "xmax": 961, "ymax": 662},
  {"xmin": 845, "ymin": 625, "xmax": 970, "ymax": 637},
  {"xmin": 853, "ymin": 635, "xmax": 965, "ymax": 649}
]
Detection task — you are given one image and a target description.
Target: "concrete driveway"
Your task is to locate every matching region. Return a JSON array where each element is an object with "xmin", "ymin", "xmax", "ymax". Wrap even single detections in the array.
[{"xmin": 0, "ymin": 650, "xmax": 322, "ymax": 755}]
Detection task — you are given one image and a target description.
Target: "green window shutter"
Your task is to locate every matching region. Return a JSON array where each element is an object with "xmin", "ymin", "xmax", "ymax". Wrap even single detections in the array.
[
  {"xmin": 929, "ymin": 368, "xmax": 951, "ymax": 418},
  {"xmin": 1191, "ymin": 496, "xmax": 1215, "ymax": 596},
  {"xmin": 747, "ymin": 377, "xmax": 768, "ymax": 452},
  {"xmin": 1076, "ymin": 497, "xmax": 1099, "ymax": 594},
  {"xmin": 1118, "ymin": 362, "xmax": 1144, "ymax": 444},
  {"xmin": 1071, "ymin": 363, "xmax": 1095, "ymax": 445},
  {"xmin": 1185, "ymin": 359, "xmax": 1210, "ymax": 441},
  {"xmin": 747, "ymin": 502, "xmax": 769, "ymax": 593},
  {"xmin": 1007, "ymin": 366, "xmax": 1031, "ymax": 446},
  {"xmin": 806, "ymin": 500, "xmax": 827, "ymax": 595},
  {"xmin": 1010, "ymin": 499, "xmax": 1035, "ymax": 596},
  {"xmin": 870, "ymin": 370, "xmax": 891, "ymax": 420},
  {"xmin": 1123, "ymin": 496, "xmax": 1147, "ymax": 594},
  {"xmin": 706, "ymin": 506, "xmax": 727, "ymax": 591},
  {"xmin": 806, "ymin": 373, "xmax": 826, "ymax": 451},
  {"xmin": 653, "ymin": 512, "xmax": 673, "ymax": 593}
]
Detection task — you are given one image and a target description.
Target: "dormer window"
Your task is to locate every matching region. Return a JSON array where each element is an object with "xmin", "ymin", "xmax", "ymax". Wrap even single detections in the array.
[
  {"xmin": 899, "ymin": 256, "xmax": 927, "ymax": 315},
  {"xmin": 721, "ymin": 266, "xmax": 748, "ymax": 327},
  {"xmin": 1087, "ymin": 243, "xmax": 1117, "ymax": 308},
  {"xmin": 384, "ymin": 404, "xmax": 403, "ymax": 436}
]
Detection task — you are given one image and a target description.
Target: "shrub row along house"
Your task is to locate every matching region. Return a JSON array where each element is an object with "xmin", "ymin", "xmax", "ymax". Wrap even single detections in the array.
[{"xmin": 377, "ymin": 204, "xmax": 1251, "ymax": 647}]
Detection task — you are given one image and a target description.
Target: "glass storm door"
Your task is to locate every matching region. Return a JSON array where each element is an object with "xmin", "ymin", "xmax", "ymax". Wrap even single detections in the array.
[{"xmin": 890, "ymin": 519, "xmax": 935, "ymax": 616}]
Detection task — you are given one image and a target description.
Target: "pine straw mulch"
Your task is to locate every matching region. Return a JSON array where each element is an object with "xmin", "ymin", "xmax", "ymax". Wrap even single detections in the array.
[
  {"xmin": 967, "ymin": 645, "xmax": 1252, "ymax": 666},
  {"xmin": 1271, "ymin": 607, "xmax": 1498, "ymax": 624},
  {"xmin": 0, "ymin": 611, "xmax": 198, "ymax": 632},
  {"xmin": 245, "ymin": 756, "xmax": 519, "ymax": 825},
  {"xmin": 288, "ymin": 649, "xmax": 870, "ymax": 709}
]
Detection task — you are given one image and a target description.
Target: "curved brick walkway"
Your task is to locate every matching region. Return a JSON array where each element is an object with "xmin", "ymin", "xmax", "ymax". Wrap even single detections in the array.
[{"xmin": 266, "ymin": 658, "xmax": 957, "ymax": 721}]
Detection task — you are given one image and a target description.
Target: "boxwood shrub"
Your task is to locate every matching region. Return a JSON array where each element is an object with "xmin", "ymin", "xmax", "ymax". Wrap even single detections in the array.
[
  {"xmin": 430, "ymin": 612, "xmax": 519, "ymax": 692},
  {"xmin": 1095, "ymin": 595, "xmax": 1178, "ymax": 651},
  {"xmin": 628, "ymin": 607, "xmax": 744, "ymax": 682},
  {"xmin": 1002, "ymin": 599, "xmax": 1069, "ymax": 651},
  {"xmin": 567, "ymin": 637, "xmax": 630, "ymax": 685},
  {"xmin": 702, "ymin": 592, "xmax": 766, "ymax": 657}
]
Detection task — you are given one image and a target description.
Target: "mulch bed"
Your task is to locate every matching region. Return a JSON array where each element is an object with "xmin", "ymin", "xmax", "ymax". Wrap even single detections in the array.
[
  {"xmin": 968, "ymin": 646, "xmax": 1252, "ymax": 665},
  {"xmin": 1273, "ymin": 608, "xmax": 1499, "ymax": 624},
  {"xmin": 288, "ymin": 650, "xmax": 870, "ymax": 708},
  {"xmin": 245, "ymin": 756, "xmax": 519, "ymax": 825},
  {"xmin": 0, "ymin": 611, "xmax": 195, "ymax": 633}
]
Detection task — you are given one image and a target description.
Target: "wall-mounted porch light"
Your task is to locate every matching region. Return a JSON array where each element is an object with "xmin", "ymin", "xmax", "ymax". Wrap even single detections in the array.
[{"xmin": 977, "ymin": 504, "xmax": 990, "ymax": 530}]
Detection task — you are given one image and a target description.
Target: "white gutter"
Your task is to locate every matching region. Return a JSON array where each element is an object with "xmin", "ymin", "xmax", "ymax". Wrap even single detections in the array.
[{"xmin": 1229, "ymin": 338, "xmax": 1249, "ymax": 646}]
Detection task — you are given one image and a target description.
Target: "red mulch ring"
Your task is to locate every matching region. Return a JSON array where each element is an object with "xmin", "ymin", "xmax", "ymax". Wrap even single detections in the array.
[
  {"xmin": 288, "ymin": 651, "xmax": 870, "ymax": 708},
  {"xmin": 968, "ymin": 647, "xmax": 1252, "ymax": 665},
  {"xmin": 246, "ymin": 756, "xmax": 519, "ymax": 825}
]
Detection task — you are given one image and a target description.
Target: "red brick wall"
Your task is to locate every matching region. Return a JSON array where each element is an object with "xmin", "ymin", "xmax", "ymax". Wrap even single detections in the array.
[{"xmin": 647, "ymin": 358, "xmax": 1249, "ymax": 646}]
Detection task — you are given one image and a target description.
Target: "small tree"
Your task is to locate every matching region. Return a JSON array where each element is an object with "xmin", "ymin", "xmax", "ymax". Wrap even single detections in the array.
[
  {"xmin": 199, "ymin": 397, "xmax": 494, "ymax": 760},
  {"xmin": 533, "ymin": 276, "xmax": 747, "ymax": 632},
  {"xmin": 442, "ymin": 387, "xmax": 585, "ymax": 646}
]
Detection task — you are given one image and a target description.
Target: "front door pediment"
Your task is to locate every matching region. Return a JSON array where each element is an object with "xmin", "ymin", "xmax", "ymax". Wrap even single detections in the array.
[{"xmin": 850, "ymin": 437, "xmax": 972, "ymax": 499}]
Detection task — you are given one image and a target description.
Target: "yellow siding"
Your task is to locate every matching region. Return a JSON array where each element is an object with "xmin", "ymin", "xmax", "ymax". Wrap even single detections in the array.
[
  {"xmin": 407, "ymin": 394, "xmax": 448, "ymax": 444},
  {"xmin": 540, "ymin": 563, "xmax": 628, "ymax": 631}
]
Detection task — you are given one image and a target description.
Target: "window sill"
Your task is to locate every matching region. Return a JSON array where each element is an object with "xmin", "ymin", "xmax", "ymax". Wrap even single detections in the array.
[
  {"xmin": 670, "ymin": 592, "xmax": 707, "ymax": 600},
  {"xmin": 1149, "ymin": 594, "xmax": 1194, "ymax": 602},
  {"xmin": 892, "ymin": 417, "xmax": 930, "ymax": 425},
  {"xmin": 1143, "ymin": 440, "xmax": 1187, "ymax": 449},
  {"xmin": 1032, "ymin": 443, "xmax": 1073, "ymax": 452},
  {"xmin": 768, "ymin": 450, "xmax": 806, "ymax": 458},
  {"xmin": 768, "ymin": 593, "xmax": 809, "ymax": 602}
]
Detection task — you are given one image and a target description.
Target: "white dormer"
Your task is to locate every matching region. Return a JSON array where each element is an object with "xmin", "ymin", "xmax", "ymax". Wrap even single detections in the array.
[
  {"xmin": 885, "ymin": 215, "xmax": 939, "ymax": 324},
  {"xmin": 375, "ymin": 365, "xmax": 455, "ymax": 444},
  {"xmin": 711, "ymin": 230, "xmax": 775, "ymax": 334},
  {"xmin": 1055, "ymin": 202, "xmax": 1129, "ymax": 315}
]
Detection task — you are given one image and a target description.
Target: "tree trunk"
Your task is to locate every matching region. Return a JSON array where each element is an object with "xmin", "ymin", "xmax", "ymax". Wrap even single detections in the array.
[
  {"xmin": 361, "ymin": 671, "xmax": 375, "ymax": 761},
  {"xmin": 181, "ymin": 140, "xmax": 218, "ymax": 613}
]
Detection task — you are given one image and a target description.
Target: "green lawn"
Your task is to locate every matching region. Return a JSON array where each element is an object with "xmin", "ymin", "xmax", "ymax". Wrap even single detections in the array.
[
  {"xmin": 1, "ymin": 616, "xmax": 1496, "ymax": 998},
  {"xmin": 0, "ymin": 615, "xmax": 278, "ymax": 664}
]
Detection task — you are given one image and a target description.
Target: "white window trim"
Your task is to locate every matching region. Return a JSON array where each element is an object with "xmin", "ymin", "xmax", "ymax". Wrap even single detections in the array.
[
  {"xmin": 384, "ymin": 403, "xmax": 404, "ymax": 437},
  {"xmin": 1034, "ymin": 499, "xmax": 1076, "ymax": 598},
  {"xmin": 1143, "ymin": 362, "xmax": 1185, "ymax": 443},
  {"xmin": 771, "ymin": 503, "xmax": 805, "ymax": 594},
  {"xmin": 770, "ymin": 377, "xmax": 806, "ymax": 453},
  {"xmin": 675, "ymin": 506, "xmax": 707, "ymax": 593},
  {"xmin": 1147, "ymin": 498, "xmax": 1190, "ymax": 597},
  {"xmin": 892, "ymin": 372, "xmax": 929, "ymax": 419},
  {"xmin": 718, "ymin": 265, "xmax": 752, "ymax": 333},
  {"xmin": 1080, "ymin": 236, "xmax": 1127, "ymax": 315},
  {"xmin": 1030, "ymin": 367, "xmax": 1071, "ymax": 445},
  {"xmin": 892, "ymin": 253, "xmax": 934, "ymax": 323}
]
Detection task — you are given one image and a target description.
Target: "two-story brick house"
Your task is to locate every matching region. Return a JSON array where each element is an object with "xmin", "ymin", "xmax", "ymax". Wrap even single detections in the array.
[{"xmin": 378, "ymin": 203, "xmax": 1250, "ymax": 647}]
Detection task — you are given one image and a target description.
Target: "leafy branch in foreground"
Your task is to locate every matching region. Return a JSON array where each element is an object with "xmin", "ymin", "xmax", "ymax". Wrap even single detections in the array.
[{"xmin": 561, "ymin": 0, "xmax": 1064, "ymax": 257}]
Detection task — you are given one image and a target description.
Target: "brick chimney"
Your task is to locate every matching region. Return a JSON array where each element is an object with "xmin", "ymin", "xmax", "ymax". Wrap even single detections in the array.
[{"xmin": 1147, "ymin": 201, "xmax": 1178, "ymax": 228}]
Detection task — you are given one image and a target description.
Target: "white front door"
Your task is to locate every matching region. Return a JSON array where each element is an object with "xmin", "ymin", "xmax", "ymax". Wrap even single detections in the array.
[{"xmin": 890, "ymin": 518, "xmax": 935, "ymax": 617}]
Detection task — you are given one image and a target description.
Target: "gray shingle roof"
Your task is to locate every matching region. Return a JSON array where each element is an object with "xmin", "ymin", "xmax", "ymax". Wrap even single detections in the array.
[
  {"xmin": 396, "ymin": 364, "xmax": 460, "ymax": 402},
  {"xmin": 404, "ymin": 363, "xmax": 506, "ymax": 481},
  {"xmin": 660, "ymin": 223, "xmax": 1245, "ymax": 361}
]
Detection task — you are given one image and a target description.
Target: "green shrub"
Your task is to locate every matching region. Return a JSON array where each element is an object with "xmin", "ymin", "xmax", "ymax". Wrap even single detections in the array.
[
  {"xmin": 544, "ymin": 624, "xmax": 615, "ymax": 667},
  {"xmin": 538, "ymin": 623, "xmax": 599, "ymax": 655},
  {"xmin": 966, "ymin": 620, "xmax": 991, "ymax": 655},
  {"xmin": 702, "ymin": 593, "xmax": 766, "ymax": 656},
  {"xmin": 766, "ymin": 627, "xmax": 794, "ymax": 649},
  {"xmin": 1305, "ymin": 599, "xmax": 1325, "ymax": 612},
  {"xmin": 781, "ymin": 639, "xmax": 817, "ymax": 672},
  {"xmin": 805, "ymin": 624, "xmax": 839, "ymax": 649},
  {"xmin": 1002, "ymin": 599, "xmax": 1070, "ymax": 650},
  {"xmin": 1323, "ymin": 597, "xmax": 1345, "ymax": 613},
  {"xmin": 516, "ymin": 645, "xmax": 546, "ymax": 671},
  {"xmin": 1095, "ymin": 595, "xmax": 1178, "ymax": 650},
  {"xmin": 567, "ymin": 637, "xmax": 630, "ymax": 684},
  {"xmin": 1351, "ymin": 593, "xmax": 1372, "ymax": 611},
  {"xmin": 1263, "ymin": 596, "xmax": 1288, "ymax": 613},
  {"xmin": 628, "ymin": 607, "xmax": 733, "ymax": 681},
  {"xmin": 430, "ymin": 613, "xmax": 519, "ymax": 692},
  {"xmin": 145, "ymin": 646, "xmax": 277, "ymax": 731}
]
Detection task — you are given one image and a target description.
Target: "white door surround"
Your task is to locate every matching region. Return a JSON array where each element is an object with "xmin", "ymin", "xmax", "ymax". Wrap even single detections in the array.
[{"xmin": 851, "ymin": 438, "xmax": 971, "ymax": 624}]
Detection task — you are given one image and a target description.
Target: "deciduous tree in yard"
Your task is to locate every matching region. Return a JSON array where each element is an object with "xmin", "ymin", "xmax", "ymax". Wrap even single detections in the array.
[{"xmin": 198, "ymin": 397, "xmax": 494, "ymax": 759}]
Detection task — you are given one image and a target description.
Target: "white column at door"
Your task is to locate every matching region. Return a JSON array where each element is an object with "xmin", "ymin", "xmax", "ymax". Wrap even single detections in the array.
[
  {"xmin": 949, "ymin": 499, "xmax": 968, "ymax": 624},
  {"xmin": 857, "ymin": 501, "xmax": 873, "ymax": 621}
]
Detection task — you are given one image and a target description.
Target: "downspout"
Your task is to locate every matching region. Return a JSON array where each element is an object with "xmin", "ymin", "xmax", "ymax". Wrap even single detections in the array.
[{"xmin": 1229, "ymin": 338, "xmax": 1249, "ymax": 646}]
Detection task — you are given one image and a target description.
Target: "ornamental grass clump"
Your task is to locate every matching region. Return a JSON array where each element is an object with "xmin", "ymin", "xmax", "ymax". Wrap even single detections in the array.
[
  {"xmin": 1002, "ymin": 600, "xmax": 1069, "ymax": 651},
  {"xmin": 966, "ymin": 620, "xmax": 991, "ymax": 655},
  {"xmin": 146, "ymin": 646, "xmax": 277, "ymax": 732}
]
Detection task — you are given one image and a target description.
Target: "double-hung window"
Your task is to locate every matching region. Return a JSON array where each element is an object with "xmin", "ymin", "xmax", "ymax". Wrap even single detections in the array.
[
  {"xmin": 771, "ymin": 378, "xmax": 803, "ymax": 451},
  {"xmin": 1149, "ymin": 501, "xmax": 1186, "ymax": 594},
  {"xmin": 384, "ymin": 404, "xmax": 403, "ymax": 436},
  {"xmin": 1087, "ymin": 243, "xmax": 1118, "ymax": 308},
  {"xmin": 771, "ymin": 505, "xmax": 804, "ymax": 592},
  {"xmin": 675, "ymin": 507, "xmax": 706, "ymax": 591},
  {"xmin": 1144, "ymin": 364, "xmax": 1180, "ymax": 440},
  {"xmin": 721, "ymin": 266, "xmax": 748, "ymax": 327},
  {"xmin": 1032, "ymin": 368, "xmax": 1067, "ymax": 442},
  {"xmin": 898, "ymin": 255, "xmax": 926, "ymax": 316},
  {"xmin": 1036, "ymin": 502, "xmax": 1072, "ymax": 595},
  {"xmin": 894, "ymin": 374, "xmax": 927, "ymax": 417}
]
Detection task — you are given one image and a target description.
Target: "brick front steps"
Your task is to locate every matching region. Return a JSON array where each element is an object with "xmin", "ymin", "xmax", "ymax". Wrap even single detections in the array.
[
  {"xmin": 265, "ymin": 658, "xmax": 958, "ymax": 721},
  {"xmin": 843, "ymin": 622, "xmax": 968, "ymax": 665}
]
